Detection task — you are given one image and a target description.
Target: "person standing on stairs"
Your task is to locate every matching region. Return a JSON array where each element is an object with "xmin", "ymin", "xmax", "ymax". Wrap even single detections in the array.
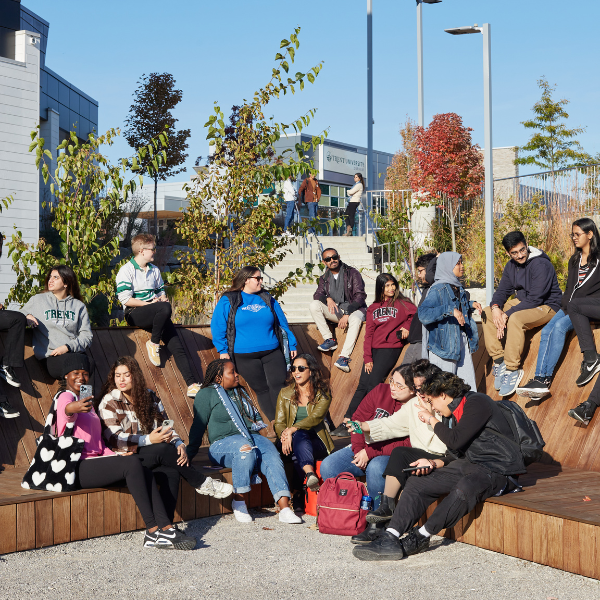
[
  {"xmin": 298, "ymin": 173, "xmax": 321, "ymax": 235},
  {"xmin": 343, "ymin": 173, "xmax": 364, "ymax": 237},
  {"xmin": 283, "ymin": 175, "xmax": 299, "ymax": 234},
  {"xmin": 309, "ymin": 248, "xmax": 367, "ymax": 375},
  {"xmin": 116, "ymin": 234, "xmax": 201, "ymax": 399},
  {"xmin": 481, "ymin": 231, "xmax": 562, "ymax": 397}
]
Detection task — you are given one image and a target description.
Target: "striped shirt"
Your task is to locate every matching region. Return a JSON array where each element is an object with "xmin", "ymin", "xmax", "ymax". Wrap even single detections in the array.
[
  {"xmin": 98, "ymin": 388, "xmax": 183, "ymax": 452},
  {"xmin": 116, "ymin": 258, "xmax": 165, "ymax": 306},
  {"xmin": 579, "ymin": 262, "xmax": 590, "ymax": 285}
]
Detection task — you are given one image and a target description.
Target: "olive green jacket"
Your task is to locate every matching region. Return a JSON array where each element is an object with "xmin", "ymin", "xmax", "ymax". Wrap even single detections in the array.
[{"xmin": 273, "ymin": 384, "xmax": 334, "ymax": 454}]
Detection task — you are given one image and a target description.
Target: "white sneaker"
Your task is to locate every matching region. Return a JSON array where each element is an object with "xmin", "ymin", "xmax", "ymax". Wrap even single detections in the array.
[
  {"xmin": 196, "ymin": 476, "xmax": 234, "ymax": 499},
  {"xmin": 232, "ymin": 499, "xmax": 253, "ymax": 523},
  {"xmin": 146, "ymin": 340, "xmax": 161, "ymax": 366},
  {"xmin": 187, "ymin": 383, "xmax": 201, "ymax": 398},
  {"xmin": 278, "ymin": 506, "xmax": 302, "ymax": 524}
]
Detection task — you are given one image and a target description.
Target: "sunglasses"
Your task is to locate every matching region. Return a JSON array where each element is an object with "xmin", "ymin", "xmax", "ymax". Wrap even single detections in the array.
[
  {"xmin": 290, "ymin": 365, "xmax": 310, "ymax": 373},
  {"xmin": 248, "ymin": 276, "xmax": 264, "ymax": 281},
  {"xmin": 323, "ymin": 255, "xmax": 340, "ymax": 263}
]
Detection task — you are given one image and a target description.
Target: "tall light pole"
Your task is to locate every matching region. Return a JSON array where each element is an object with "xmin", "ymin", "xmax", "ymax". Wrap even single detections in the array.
[
  {"xmin": 416, "ymin": 0, "xmax": 442, "ymax": 127},
  {"xmin": 367, "ymin": 0, "xmax": 373, "ymax": 191},
  {"xmin": 445, "ymin": 23, "xmax": 494, "ymax": 306}
]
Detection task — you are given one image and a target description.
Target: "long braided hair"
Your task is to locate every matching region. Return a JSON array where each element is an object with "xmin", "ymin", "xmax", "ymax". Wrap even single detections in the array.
[{"xmin": 201, "ymin": 358, "xmax": 261, "ymax": 422}]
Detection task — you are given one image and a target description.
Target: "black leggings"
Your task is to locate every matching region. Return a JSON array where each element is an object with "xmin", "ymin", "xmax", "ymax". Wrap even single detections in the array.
[
  {"xmin": 344, "ymin": 347, "xmax": 402, "ymax": 418},
  {"xmin": 568, "ymin": 298, "xmax": 600, "ymax": 359},
  {"xmin": 234, "ymin": 348, "xmax": 287, "ymax": 421},
  {"xmin": 77, "ymin": 454, "xmax": 170, "ymax": 530},
  {"xmin": 45, "ymin": 352, "xmax": 89, "ymax": 380},
  {"xmin": 383, "ymin": 446, "xmax": 443, "ymax": 490},
  {"xmin": 126, "ymin": 302, "xmax": 195, "ymax": 385},
  {"xmin": 388, "ymin": 459, "xmax": 507, "ymax": 536},
  {"xmin": 0, "ymin": 310, "xmax": 26, "ymax": 368},
  {"xmin": 137, "ymin": 443, "xmax": 206, "ymax": 522},
  {"xmin": 345, "ymin": 202, "xmax": 359, "ymax": 229}
]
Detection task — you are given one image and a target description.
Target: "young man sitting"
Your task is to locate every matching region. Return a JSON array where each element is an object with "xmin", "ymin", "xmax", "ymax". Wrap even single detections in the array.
[
  {"xmin": 309, "ymin": 248, "xmax": 367, "ymax": 374},
  {"xmin": 116, "ymin": 234, "xmax": 200, "ymax": 398},
  {"xmin": 481, "ymin": 231, "xmax": 562, "ymax": 396}
]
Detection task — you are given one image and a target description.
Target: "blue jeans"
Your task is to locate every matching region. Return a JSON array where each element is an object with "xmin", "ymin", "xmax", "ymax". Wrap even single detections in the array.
[
  {"xmin": 290, "ymin": 429, "xmax": 328, "ymax": 481},
  {"xmin": 535, "ymin": 309, "xmax": 573, "ymax": 378},
  {"xmin": 319, "ymin": 444, "xmax": 389, "ymax": 509},
  {"xmin": 284, "ymin": 201, "xmax": 297, "ymax": 230},
  {"xmin": 208, "ymin": 434, "xmax": 290, "ymax": 501},
  {"xmin": 307, "ymin": 202, "xmax": 318, "ymax": 234}
]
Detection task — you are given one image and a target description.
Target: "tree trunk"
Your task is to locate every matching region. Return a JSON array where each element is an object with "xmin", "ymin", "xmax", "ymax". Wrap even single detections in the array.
[
  {"xmin": 153, "ymin": 176, "xmax": 158, "ymax": 237},
  {"xmin": 449, "ymin": 208, "xmax": 457, "ymax": 253}
]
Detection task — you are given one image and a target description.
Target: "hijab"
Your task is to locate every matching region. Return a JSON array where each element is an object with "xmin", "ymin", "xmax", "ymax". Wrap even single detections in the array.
[{"xmin": 433, "ymin": 252, "xmax": 463, "ymax": 288}]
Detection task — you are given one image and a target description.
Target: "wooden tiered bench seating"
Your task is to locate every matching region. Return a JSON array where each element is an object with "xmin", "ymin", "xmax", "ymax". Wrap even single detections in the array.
[{"xmin": 2, "ymin": 321, "xmax": 600, "ymax": 580}]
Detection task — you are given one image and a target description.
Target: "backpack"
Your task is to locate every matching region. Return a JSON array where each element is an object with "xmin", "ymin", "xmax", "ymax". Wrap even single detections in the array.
[
  {"xmin": 493, "ymin": 399, "xmax": 545, "ymax": 466},
  {"xmin": 316, "ymin": 472, "xmax": 368, "ymax": 536}
]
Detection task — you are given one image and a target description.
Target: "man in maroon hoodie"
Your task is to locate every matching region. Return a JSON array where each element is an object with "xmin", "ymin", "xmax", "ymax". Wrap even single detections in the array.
[{"xmin": 319, "ymin": 364, "xmax": 414, "ymax": 543}]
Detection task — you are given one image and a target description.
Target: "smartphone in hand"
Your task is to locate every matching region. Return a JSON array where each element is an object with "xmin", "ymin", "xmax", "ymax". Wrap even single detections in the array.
[
  {"xmin": 79, "ymin": 384, "xmax": 93, "ymax": 402},
  {"xmin": 162, "ymin": 419, "xmax": 174, "ymax": 432}
]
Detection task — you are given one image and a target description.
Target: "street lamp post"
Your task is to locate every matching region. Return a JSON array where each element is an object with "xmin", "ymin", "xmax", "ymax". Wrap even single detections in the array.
[
  {"xmin": 367, "ymin": 0, "xmax": 373, "ymax": 193},
  {"xmin": 445, "ymin": 23, "xmax": 494, "ymax": 306},
  {"xmin": 416, "ymin": 0, "xmax": 442, "ymax": 127}
]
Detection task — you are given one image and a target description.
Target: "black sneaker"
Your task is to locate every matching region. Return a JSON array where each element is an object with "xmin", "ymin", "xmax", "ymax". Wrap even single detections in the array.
[
  {"xmin": 352, "ymin": 530, "xmax": 406, "ymax": 561},
  {"xmin": 351, "ymin": 522, "xmax": 385, "ymax": 545},
  {"xmin": 516, "ymin": 377, "xmax": 551, "ymax": 399},
  {"xmin": 400, "ymin": 526, "xmax": 431, "ymax": 557},
  {"xmin": 0, "ymin": 397, "xmax": 20, "ymax": 419},
  {"xmin": 366, "ymin": 494, "xmax": 396, "ymax": 524},
  {"xmin": 304, "ymin": 472, "xmax": 320, "ymax": 492},
  {"xmin": 331, "ymin": 424, "xmax": 350, "ymax": 438},
  {"xmin": 154, "ymin": 527, "xmax": 196, "ymax": 550},
  {"xmin": 568, "ymin": 400, "xmax": 598, "ymax": 425},
  {"xmin": 143, "ymin": 529, "xmax": 158, "ymax": 548},
  {"xmin": 575, "ymin": 356, "xmax": 600, "ymax": 387},
  {"xmin": 0, "ymin": 365, "xmax": 21, "ymax": 388}
]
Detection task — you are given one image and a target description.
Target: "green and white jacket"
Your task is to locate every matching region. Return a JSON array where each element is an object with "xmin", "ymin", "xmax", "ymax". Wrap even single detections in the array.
[{"xmin": 116, "ymin": 258, "xmax": 166, "ymax": 307}]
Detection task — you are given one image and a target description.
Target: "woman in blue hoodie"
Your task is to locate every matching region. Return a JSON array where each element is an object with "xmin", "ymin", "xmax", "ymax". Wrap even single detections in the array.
[
  {"xmin": 21, "ymin": 265, "xmax": 93, "ymax": 380},
  {"xmin": 418, "ymin": 252, "xmax": 482, "ymax": 391},
  {"xmin": 211, "ymin": 266, "xmax": 297, "ymax": 421}
]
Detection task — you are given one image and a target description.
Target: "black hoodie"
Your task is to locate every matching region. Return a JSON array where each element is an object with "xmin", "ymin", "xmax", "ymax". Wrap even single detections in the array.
[{"xmin": 405, "ymin": 256, "xmax": 437, "ymax": 344}]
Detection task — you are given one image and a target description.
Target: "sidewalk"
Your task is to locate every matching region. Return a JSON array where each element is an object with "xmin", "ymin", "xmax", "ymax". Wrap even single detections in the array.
[{"xmin": 1, "ymin": 507, "xmax": 599, "ymax": 600}]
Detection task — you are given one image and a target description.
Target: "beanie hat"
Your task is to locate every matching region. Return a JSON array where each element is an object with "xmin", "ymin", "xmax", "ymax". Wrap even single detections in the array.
[{"xmin": 60, "ymin": 353, "xmax": 92, "ymax": 378}]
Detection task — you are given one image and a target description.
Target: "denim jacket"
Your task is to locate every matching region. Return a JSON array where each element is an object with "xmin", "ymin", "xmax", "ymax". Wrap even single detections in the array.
[{"xmin": 418, "ymin": 283, "xmax": 478, "ymax": 361}]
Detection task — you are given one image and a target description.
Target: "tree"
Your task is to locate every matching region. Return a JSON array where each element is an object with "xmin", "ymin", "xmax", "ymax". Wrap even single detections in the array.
[
  {"xmin": 6, "ymin": 128, "xmax": 166, "ymax": 319},
  {"xmin": 409, "ymin": 113, "xmax": 484, "ymax": 252},
  {"xmin": 515, "ymin": 77, "xmax": 588, "ymax": 173},
  {"xmin": 175, "ymin": 27, "xmax": 327, "ymax": 320},
  {"xmin": 123, "ymin": 73, "xmax": 190, "ymax": 235},
  {"xmin": 385, "ymin": 117, "xmax": 418, "ymax": 199}
]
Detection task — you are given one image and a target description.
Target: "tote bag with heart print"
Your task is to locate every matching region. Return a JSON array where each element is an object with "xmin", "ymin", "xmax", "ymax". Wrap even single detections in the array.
[{"xmin": 22, "ymin": 390, "xmax": 85, "ymax": 493}]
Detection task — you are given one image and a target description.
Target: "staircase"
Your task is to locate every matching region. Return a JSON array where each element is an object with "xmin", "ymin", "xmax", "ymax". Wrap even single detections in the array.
[{"xmin": 262, "ymin": 235, "xmax": 379, "ymax": 323}]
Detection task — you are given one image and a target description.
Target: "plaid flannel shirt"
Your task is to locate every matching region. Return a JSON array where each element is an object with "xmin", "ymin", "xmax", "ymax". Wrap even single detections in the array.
[{"xmin": 98, "ymin": 388, "xmax": 183, "ymax": 452}]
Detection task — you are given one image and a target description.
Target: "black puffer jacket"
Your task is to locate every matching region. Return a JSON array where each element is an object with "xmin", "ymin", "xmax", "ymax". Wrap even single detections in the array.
[{"xmin": 433, "ymin": 391, "xmax": 526, "ymax": 476}]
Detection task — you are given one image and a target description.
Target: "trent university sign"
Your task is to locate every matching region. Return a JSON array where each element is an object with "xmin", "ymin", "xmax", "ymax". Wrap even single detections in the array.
[{"xmin": 318, "ymin": 145, "xmax": 368, "ymax": 181}]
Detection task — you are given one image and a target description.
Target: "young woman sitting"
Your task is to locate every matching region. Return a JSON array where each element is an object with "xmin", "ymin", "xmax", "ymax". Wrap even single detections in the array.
[
  {"xmin": 187, "ymin": 358, "xmax": 302, "ymax": 524},
  {"xmin": 273, "ymin": 354, "xmax": 334, "ymax": 499},
  {"xmin": 54, "ymin": 353, "xmax": 196, "ymax": 550},
  {"xmin": 98, "ymin": 356, "xmax": 233, "ymax": 523}
]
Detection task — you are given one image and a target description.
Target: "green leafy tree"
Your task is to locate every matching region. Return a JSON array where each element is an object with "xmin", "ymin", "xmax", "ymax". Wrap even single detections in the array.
[
  {"xmin": 124, "ymin": 73, "xmax": 190, "ymax": 235},
  {"xmin": 6, "ymin": 128, "xmax": 167, "ymax": 317},
  {"xmin": 515, "ymin": 77, "xmax": 589, "ymax": 172},
  {"xmin": 175, "ymin": 28, "xmax": 327, "ymax": 320}
]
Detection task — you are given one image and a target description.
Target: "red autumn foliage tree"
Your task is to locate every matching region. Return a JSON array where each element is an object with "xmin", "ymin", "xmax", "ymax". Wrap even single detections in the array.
[{"xmin": 409, "ymin": 113, "xmax": 484, "ymax": 251}]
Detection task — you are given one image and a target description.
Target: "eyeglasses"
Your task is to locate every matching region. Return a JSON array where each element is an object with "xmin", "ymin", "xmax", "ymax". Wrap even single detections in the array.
[
  {"xmin": 323, "ymin": 255, "xmax": 340, "ymax": 263},
  {"xmin": 509, "ymin": 246, "xmax": 528, "ymax": 258},
  {"xmin": 248, "ymin": 276, "xmax": 263, "ymax": 281},
  {"xmin": 388, "ymin": 378, "xmax": 408, "ymax": 391},
  {"xmin": 142, "ymin": 247, "xmax": 156, "ymax": 252},
  {"xmin": 571, "ymin": 232, "xmax": 587, "ymax": 239},
  {"xmin": 290, "ymin": 365, "xmax": 309, "ymax": 373}
]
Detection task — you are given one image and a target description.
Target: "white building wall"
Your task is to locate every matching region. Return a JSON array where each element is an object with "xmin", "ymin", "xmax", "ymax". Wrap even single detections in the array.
[
  {"xmin": 0, "ymin": 30, "xmax": 40, "ymax": 304},
  {"xmin": 137, "ymin": 180, "xmax": 189, "ymax": 212}
]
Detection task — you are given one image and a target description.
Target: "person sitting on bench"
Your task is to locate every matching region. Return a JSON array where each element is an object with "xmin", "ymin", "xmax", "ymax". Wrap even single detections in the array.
[
  {"xmin": 482, "ymin": 231, "xmax": 562, "ymax": 397},
  {"xmin": 353, "ymin": 371, "xmax": 525, "ymax": 562},
  {"xmin": 98, "ymin": 355, "xmax": 233, "ymax": 523},
  {"xmin": 55, "ymin": 353, "xmax": 196, "ymax": 550},
  {"xmin": 187, "ymin": 358, "xmax": 302, "ymax": 525},
  {"xmin": 116, "ymin": 233, "xmax": 200, "ymax": 398},
  {"xmin": 21, "ymin": 265, "xmax": 92, "ymax": 382}
]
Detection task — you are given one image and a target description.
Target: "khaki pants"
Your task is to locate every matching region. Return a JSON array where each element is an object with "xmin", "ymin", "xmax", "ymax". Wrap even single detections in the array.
[
  {"xmin": 482, "ymin": 298, "xmax": 555, "ymax": 370},
  {"xmin": 309, "ymin": 299, "xmax": 365, "ymax": 358}
]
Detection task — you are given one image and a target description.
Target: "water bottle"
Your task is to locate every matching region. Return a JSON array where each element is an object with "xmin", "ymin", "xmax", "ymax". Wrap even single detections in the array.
[{"xmin": 360, "ymin": 495, "xmax": 373, "ymax": 511}]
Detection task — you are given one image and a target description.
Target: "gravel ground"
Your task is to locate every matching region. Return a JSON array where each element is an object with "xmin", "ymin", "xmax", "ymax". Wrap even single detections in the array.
[{"xmin": 1, "ymin": 507, "xmax": 598, "ymax": 600}]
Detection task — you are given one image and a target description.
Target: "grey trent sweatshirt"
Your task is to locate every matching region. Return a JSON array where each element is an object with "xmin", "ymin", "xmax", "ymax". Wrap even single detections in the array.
[{"xmin": 20, "ymin": 292, "xmax": 93, "ymax": 359}]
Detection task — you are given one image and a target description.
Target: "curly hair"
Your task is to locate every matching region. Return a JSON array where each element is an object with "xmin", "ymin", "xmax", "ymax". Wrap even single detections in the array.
[
  {"xmin": 420, "ymin": 371, "xmax": 470, "ymax": 399},
  {"xmin": 284, "ymin": 354, "xmax": 331, "ymax": 406},
  {"xmin": 100, "ymin": 356, "xmax": 162, "ymax": 434}
]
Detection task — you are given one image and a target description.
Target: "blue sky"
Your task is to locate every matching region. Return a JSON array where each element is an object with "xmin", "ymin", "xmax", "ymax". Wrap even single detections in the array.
[{"xmin": 25, "ymin": 0, "xmax": 600, "ymax": 181}]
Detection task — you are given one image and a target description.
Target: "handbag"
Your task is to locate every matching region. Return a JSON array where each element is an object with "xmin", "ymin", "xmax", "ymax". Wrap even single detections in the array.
[
  {"xmin": 21, "ymin": 390, "xmax": 85, "ymax": 493},
  {"xmin": 316, "ymin": 472, "xmax": 368, "ymax": 536}
]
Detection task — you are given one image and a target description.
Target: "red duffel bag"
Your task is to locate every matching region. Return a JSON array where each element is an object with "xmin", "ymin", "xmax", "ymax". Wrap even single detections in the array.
[{"xmin": 316, "ymin": 472, "xmax": 368, "ymax": 536}]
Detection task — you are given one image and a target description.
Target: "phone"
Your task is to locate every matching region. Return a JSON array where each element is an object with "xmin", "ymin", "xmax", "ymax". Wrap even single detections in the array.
[
  {"xmin": 79, "ymin": 384, "xmax": 93, "ymax": 402},
  {"xmin": 402, "ymin": 466, "xmax": 422, "ymax": 473},
  {"xmin": 346, "ymin": 420, "xmax": 363, "ymax": 434},
  {"xmin": 162, "ymin": 419, "xmax": 174, "ymax": 431}
]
